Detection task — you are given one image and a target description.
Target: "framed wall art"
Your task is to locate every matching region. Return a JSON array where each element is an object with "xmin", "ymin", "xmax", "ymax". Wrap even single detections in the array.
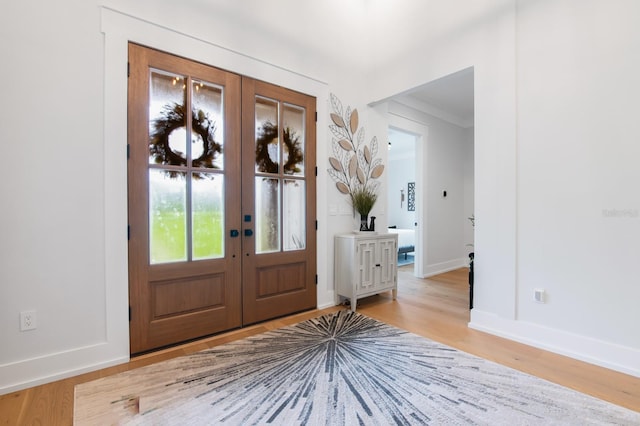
[{"xmin": 407, "ymin": 182, "xmax": 415, "ymax": 211}]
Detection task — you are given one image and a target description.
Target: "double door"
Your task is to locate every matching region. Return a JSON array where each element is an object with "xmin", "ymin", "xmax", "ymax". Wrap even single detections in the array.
[{"xmin": 128, "ymin": 44, "xmax": 316, "ymax": 354}]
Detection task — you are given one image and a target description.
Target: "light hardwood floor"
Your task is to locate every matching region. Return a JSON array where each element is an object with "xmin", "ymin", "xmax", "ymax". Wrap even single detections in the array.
[{"xmin": 1, "ymin": 267, "xmax": 639, "ymax": 424}]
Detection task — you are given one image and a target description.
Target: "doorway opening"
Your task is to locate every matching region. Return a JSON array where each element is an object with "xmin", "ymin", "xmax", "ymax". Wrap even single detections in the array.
[
  {"xmin": 387, "ymin": 128, "xmax": 418, "ymax": 271},
  {"xmin": 383, "ymin": 66, "xmax": 474, "ymax": 284}
]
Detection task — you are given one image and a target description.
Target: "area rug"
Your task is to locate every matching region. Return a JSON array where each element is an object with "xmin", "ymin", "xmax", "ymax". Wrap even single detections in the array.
[{"xmin": 74, "ymin": 311, "xmax": 639, "ymax": 425}]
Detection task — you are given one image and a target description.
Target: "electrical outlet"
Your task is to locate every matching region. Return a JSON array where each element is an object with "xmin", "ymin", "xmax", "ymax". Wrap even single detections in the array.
[
  {"xmin": 20, "ymin": 310, "xmax": 37, "ymax": 331},
  {"xmin": 534, "ymin": 289, "xmax": 546, "ymax": 304}
]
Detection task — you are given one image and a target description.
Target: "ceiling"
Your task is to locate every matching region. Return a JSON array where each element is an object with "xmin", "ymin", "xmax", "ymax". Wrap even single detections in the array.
[
  {"xmin": 387, "ymin": 67, "xmax": 474, "ymax": 158},
  {"xmin": 395, "ymin": 67, "xmax": 475, "ymax": 128}
]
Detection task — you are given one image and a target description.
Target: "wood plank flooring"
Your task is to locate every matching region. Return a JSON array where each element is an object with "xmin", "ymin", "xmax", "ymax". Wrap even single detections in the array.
[{"xmin": 1, "ymin": 267, "xmax": 638, "ymax": 425}]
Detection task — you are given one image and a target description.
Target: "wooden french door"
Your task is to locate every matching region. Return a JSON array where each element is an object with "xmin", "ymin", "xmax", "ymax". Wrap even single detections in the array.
[
  {"xmin": 128, "ymin": 44, "xmax": 316, "ymax": 353},
  {"xmin": 241, "ymin": 78, "xmax": 317, "ymax": 325}
]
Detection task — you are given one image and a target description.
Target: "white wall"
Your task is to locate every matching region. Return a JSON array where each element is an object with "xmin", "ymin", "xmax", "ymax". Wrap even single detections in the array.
[
  {"xmin": 369, "ymin": 0, "xmax": 640, "ymax": 376},
  {"xmin": 463, "ymin": 127, "xmax": 475, "ymax": 252},
  {"xmin": 1, "ymin": 0, "xmax": 639, "ymax": 394},
  {"xmin": 513, "ymin": 0, "xmax": 640, "ymax": 364},
  {"xmin": 425, "ymin": 114, "xmax": 470, "ymax": 276},
  {"xmin": 0, "ymin": 1, "xmax": 117, "ymax": 393}
]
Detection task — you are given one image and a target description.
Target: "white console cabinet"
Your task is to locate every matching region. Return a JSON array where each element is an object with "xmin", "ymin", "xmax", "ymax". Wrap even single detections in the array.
[{"xmin": 334, "ymin": 233, "xmax": 398, "ymax": 311}]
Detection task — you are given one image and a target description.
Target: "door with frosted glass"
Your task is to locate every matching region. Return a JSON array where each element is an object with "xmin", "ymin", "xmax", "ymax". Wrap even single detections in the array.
[
  {"xmin": 128, "ymin": 44, "xmax": 242, "ymax": 353},
  {"xmin": 241, "ymin": 78, "xmax": 317, "ymax": 325}
]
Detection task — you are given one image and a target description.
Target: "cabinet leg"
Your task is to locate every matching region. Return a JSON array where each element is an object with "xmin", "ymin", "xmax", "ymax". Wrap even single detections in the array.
[
  {"xmin": 392, "ymin": 289, "xmax": 397, "ymax": 300},
  {"xmin": 351, "ymin": 298, "xmax": 357, "ymax": 312}
]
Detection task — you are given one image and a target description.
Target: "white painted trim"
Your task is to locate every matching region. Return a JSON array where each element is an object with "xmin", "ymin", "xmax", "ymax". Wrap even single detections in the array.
[
  {"xmin": 101, "ymin": 3, "xmax": 331, "ymax": 356},
  {"xmin": 317, "ymin": 299, "xmax": 338, "ymax": 310},
  {"xmin": 469, "ymin": 309, "xmax": 640, "ymax": 378},
  {"xmin": 386, "ymin": 114, "xmax": 428, "ymax": 279},
  {"xmin": 392, "ymin": 95, "xmax": 473, "ymax": 129},
  {"xmin": 422, "ymin": 258, "xmax": 468, "ymax": 278},
  {"xmin": 0, "ymin": 343, "xmax": 128, "ymax": 395}
]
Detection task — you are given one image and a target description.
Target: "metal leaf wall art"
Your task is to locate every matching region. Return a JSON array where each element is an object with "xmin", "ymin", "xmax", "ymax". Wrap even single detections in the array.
[{"xmin": 327, "ymin": 93, "xmax": 385, "ymax": 206}]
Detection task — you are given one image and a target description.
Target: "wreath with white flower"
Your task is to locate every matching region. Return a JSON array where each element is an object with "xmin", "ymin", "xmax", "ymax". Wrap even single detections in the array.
[
  {"xmin": 149, "ymin": 102, "xmax": 221, "ymax": 179},
  {"xmin": 255, "ymin": 121, "xmax": 304, "ymax": 175},
  {"xmin": 150, "ymin": 103, "xmax": 304, "ymax": 178}
]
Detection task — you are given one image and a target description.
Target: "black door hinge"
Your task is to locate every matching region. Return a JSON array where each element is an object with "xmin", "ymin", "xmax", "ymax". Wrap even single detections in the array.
[
  {"xmin": 127, "ymin": 144, "xmax": 130, "ymax": 159},
  {"xmin": 129, "ymin": 306, "xmax": 132, "ymax": 321},
  {"xmin": 127, "ymin": 62, "xmax": 130, "ymax": 77},
  {"xmin": 315, "ymin": 220, "xmax": 318, "ymax": 230},
  {"xmin": 315, "ymin": 111, "xmax": 317, "ymax": 122},
  {"xmin": 127, "ymin": 225, "xmax": 131, "ymax": 240},
  {"xmin": 315, "ymin": 166, "xmax": 317, "ymax": 177},
  {"xmin": 315, "ymin": 275, "xmax": 318, "ymax": 285}
]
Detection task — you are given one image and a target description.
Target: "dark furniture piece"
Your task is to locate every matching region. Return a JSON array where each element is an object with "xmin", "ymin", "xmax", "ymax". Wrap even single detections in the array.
[
  {"xmin": 388, "ymin": 226, "xmax": 415, "ymax": 260},
  {"xmin": 469, "ymin": 252, "xmax": 474, "ymax": 309},
  {"xmin": 398, "ymin": 245, "xmax": 415, "ymax": 260}
]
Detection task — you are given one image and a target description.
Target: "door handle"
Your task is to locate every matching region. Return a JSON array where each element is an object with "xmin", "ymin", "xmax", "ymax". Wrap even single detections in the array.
[
  {"xmin": 230, "ymin": 229, "xmax": 239, "ymax": 238},
  {"xmin": 244, "ymin": 229, "xmax": 254, "ymax": 237}
]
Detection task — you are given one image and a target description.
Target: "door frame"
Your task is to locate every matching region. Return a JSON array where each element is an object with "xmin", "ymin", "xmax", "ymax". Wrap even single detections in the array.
[
  {"xmin": 127, "ymin": 45, "xmax": 320, "ymax": 353},
  {"xmin": 388, "ymin": 116, "xmax": 428, "ymax": 278},
  {"xmin": 102, "ymin": 8, "xmax": 331, "ymax": 361}
]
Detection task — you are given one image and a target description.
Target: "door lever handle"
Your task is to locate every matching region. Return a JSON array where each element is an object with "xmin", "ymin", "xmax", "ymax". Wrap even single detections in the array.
[
  {"xmin": 244, "ymin": 229, "xmax": 254, "ymax": 237},
  {"xmin": 230, "ymin": 229, "xmax": 239, "ymax": 238}
]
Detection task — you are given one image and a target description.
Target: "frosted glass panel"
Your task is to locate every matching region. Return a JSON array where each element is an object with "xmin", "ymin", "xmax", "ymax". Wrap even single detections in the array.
[
  {"xmin": 255, "ymin": 96, "xmax": 279, "ymax": 174},
  {"xmin": 283, "ymin": 179, "xmax": 305, "ymax": 251},
  {"xmin": 282, "ymin": 103, "xmax": 305, "ymax": 176},
  {"xmin": 255, "ymin": 177, "xmax": 280, "ymax": 253},
  {"xmin": 192, "ymin": 174, "xmax": 224, "ymax": 260},
  {"xmin": 149, "ymin": 169, "xmax": 187, "ymax": 264},
  {"xmin": 192, "ymin": 80, "xmax": 224, "ymax": 170},
  {"xmin": 149, "ymin": 70, "xmax": 187, "ymax": 166}
]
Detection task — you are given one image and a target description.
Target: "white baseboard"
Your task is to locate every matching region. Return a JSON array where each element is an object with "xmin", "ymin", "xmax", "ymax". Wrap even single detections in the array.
[
  {"xmin": 2, "ymin": 291, "xmax": 338, "ymax": 396},
  {"xmin": 0, "ymin": 342, "xmax": 128, "ymax": 395},
  {"xmin": 469, "ymin": 309, "xmax": 640, "ymax": 378},
  {"xmin": 317, "ymin": 300, "xmax": 338, "ymax": 310},
  {"xmin": 317, "ymin": 289, "xmax": 336, "ymax": 310},
  {"xmin": 422, "ymin": 258, "xmax": 467, "ymax": 278}
]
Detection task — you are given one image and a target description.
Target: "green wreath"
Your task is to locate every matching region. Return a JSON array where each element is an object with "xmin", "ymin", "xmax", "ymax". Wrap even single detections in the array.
[
  {"xmin": 149, "ymin": 102, "xmax": 221, "ymax": 178},
  {"xmin": 255, "ymin": 121, "xmax": 304, "ymax": 174}
]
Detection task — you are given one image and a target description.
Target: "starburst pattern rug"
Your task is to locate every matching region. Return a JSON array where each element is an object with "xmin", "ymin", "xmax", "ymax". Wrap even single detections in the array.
[{"xmin": 74, "ymin": 311, "xmax": 639, "ymax": 425}]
